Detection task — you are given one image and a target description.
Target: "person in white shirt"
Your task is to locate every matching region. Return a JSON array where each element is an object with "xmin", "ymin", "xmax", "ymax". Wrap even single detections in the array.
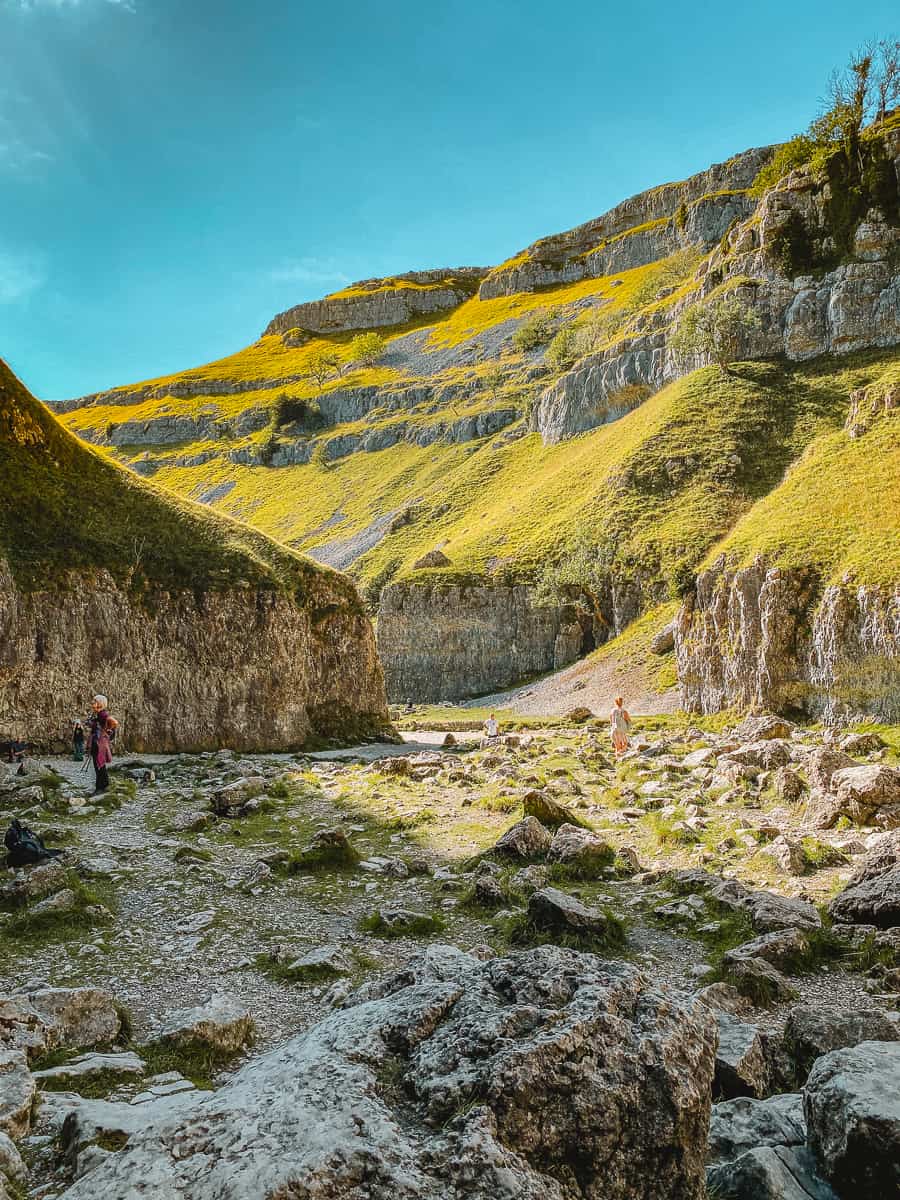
[{"xmin": 483, "ymin": 713, "xmax": 500, "ymax": 740}]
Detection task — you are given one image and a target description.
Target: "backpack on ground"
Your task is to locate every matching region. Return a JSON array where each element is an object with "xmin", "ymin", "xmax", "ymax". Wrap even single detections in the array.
[{"xmin": 4, "ymin": 819, "xmax": 65, "ymax": 868}]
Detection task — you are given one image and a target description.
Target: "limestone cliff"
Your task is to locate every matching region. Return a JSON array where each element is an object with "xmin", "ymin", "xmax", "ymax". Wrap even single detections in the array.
[
  {"xmin": 264, "ymin": 268, "xmax": 488, "ymax": 336},
  {"xmin": 675, "ymin": 559, "xmax": 899, "ymax": 722},
  {"xmin": 0, "ymin": 360, "xmax": 390, "ymax": 751},
  {"xmin": 376, "ymin": 582, "xmax": 586, "ymax": 702}
]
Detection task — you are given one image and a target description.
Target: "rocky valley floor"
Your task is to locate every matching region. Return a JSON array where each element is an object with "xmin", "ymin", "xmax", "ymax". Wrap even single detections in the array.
[{"xmin": 1, "ymin": 712, "xmax": 899, "ymax": 1198}]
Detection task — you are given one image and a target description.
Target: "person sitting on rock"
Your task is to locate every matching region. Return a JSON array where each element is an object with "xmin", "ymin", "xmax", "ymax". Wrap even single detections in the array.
[
  {"xmin": 610, "ymin": 697, "xmax": 632, "ymax": 756},
  {"xmin": 482, "ymin": 713, "xmax": 500, "ymax": 745}
]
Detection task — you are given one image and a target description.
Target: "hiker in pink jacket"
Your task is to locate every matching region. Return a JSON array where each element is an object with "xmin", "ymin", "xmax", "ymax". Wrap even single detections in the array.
[{"xmin": 88, "ymin": 694, "xmax": 117, "ymax": 795}]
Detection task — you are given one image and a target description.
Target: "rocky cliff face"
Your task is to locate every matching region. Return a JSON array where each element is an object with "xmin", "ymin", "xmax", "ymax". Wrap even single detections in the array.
[
  {"xmin": 478, "ymin": 146, "xmax": 771, "ymax": 299},
  {"xmin": 376, "ymin": 582, "xmax": 586, "ymax": 702},
  {"xmin": 264, "ymin": 268, "xmax": 488, "ymax": 336},
  {"xmin": 0, "ymin": 560, "xmax": 389, "ymax": 752},
  {"xmin": 532, "ymin": 127, "xmax": 900, "ymax": 444},
  {"xmin": 0, "ymin": 361, "xmax": 390, "ymax": 751},
  {"xmin": 675, "ymin": 557, "xmax": 900, "ymax": 723}
]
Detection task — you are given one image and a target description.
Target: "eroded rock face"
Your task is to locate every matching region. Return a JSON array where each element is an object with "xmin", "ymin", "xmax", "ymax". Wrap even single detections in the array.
[
  {"xmin": 376, "ymin": 581, "xmax": 587, "ymax": 702},
  {"xmin": 265, "ymin": 269, "xmax": 488, "ymax": 335},
  {"xmin": 0, "ymin": 560, "xmax": 389, "ymax": 753},
  {"xmin": 56, "ymin": 945, "xmax": 717, "ymax": 1200},
  {"xmin": 675, "ymin": 557, "xmax": 900, "ymax": 723}
]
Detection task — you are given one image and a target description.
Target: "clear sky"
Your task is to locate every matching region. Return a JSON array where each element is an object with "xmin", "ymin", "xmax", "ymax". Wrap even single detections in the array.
[{"xmin": 1, "ymin": 0, "xmax": 896, "ymax": 399}]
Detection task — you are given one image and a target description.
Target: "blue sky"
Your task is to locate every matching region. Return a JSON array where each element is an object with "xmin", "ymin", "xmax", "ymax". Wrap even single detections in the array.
[{"xmin": 1, "ymin": 0, "xmax": 896, "ymax": 399}]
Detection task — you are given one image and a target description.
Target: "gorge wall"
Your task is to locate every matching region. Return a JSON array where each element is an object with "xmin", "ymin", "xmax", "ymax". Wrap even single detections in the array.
[
  {"xmin": 675, "ymin": 560, "xmax": 900, "ymax": 723},
  {"xmin": 0, "ymin": 361, "xmax": 390, "ymax": 751},
  {"xmin": 376, "ymin": 582, "xmax": 586, "ymax": 702}
]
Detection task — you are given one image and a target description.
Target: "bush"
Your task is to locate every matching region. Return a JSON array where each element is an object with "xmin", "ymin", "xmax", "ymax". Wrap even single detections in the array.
[
  {"xmin": 512, "ymin": 308, "xmax": 555, "ymax": 352},
  {"xmin": 271, "ymin": 395, "xmax": 319, "ymax": 429},
  {"xmin": 546, "ymin": 326, "xmax": 579, "ymax": 370},
  {"xmin": 349, "ymin": 332, "xmax": 387, "ymax": 366},
  {"xmin": 751, "ymin": 136, "xmax": 817, "ymax": 196},
  {"xmin": 669, "ymin": 295, "xmax": 761, "ymax": 373},
  {"xmin": 306, "ymin": 348, "xmax": 341, "ymax": 386}
]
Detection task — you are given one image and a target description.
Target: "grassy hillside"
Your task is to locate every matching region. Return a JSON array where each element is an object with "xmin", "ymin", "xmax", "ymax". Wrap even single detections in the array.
[
  {"xmin": 104, "ymin": 351, "xmax": 899, "ymax": 611},
  {"xmin": 0, "ymin": 358, "xmax": 353, "ymax": 601},
  {"xmin": 711, "ymin": 359, "xmax": 900, "ymax": 585}
]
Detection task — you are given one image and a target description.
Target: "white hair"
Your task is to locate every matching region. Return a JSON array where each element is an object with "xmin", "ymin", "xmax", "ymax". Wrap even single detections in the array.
[{"xmin": 92, "ymin": 694, "xmax": 108, "ymax": 708}]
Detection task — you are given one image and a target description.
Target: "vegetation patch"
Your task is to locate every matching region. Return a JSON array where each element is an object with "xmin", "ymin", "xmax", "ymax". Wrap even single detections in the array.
[{"xmin": 358, "ymin": 909, "xmax": 447, "ymax": 938}]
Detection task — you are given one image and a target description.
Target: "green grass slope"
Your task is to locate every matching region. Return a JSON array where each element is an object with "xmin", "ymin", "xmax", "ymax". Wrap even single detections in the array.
[
  {"xmin": 0, "ymin": 358, "xmax": 355, "ymax": 603},
  {"xmin": 710, "ymin": 359, "xmax": 900, "ymax": 585},
  {"xmin": 111, "ymin": 351, "xmax": 900, "ymax": 612}
]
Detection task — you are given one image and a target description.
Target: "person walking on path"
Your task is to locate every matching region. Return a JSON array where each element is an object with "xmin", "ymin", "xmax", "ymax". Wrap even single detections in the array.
[
  {"xmin": 88, "ymin": 695, "xmax": 117, "ymax": 795},
  {"xmin": 72, "ymin": 721, "xmax": 85, "ymax": 763},
  {"xmin": 610, "ymin": 696, "xmax": 632, "ymax": 756}
]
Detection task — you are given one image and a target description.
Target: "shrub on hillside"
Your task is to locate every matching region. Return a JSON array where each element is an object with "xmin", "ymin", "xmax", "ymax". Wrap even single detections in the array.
[
  {"xmin": 669, "ymin": 295, "xmax": 761, "ymax": 374},
  {"xmin": 546, "ymin": 326, "xmax": 579, "ymax": 370},
  {"xmin": 306, "ymin": 348, "xmax": 342, "ymax": 387},
  {"xmin": 349, "ymin": 332, "xmax": 387, "ymax": 367},
  {"xmin": 512, "ymin": 308, "xmax": 555, "ymax": 352}
]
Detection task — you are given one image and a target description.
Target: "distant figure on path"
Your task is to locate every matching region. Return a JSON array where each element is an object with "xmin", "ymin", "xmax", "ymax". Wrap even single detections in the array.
[
  {"xmin": 88, "ymin": 695, "xmax": 118, "ymax": 795},
  {"xmin": 610, "ymin": 696, "xmax": 632, "ymax": 756},
  {"xmin": 482, "ymin": 713, "xmax": 500, "ymax": 745},
  {"xmin": 72, "ymin": 721, "xmax": 85, "ymax": 762}
]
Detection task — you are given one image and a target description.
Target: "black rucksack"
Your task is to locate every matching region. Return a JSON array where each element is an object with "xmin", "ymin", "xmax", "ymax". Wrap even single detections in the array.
[{"xmin": 4, "ymin": 819, "xmax": 64, "ymax": 869}]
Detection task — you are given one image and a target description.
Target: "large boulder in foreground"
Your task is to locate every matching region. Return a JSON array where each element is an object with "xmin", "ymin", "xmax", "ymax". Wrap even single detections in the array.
[
  {"xmin": 0, "ymin": 360, "xmax": 390, "ymax": 752},
  {"xmin": 804, "ymin": 1040, "xmax": 900, "ymax": 1199},
  {"xmin": 56, "ymin": 945, "xmax": 718, "ymax": 1200}
]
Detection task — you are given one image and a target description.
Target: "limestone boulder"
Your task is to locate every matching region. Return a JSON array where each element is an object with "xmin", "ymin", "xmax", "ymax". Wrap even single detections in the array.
[
  {"xmin": 28, "ymin": 988, "xmax": 122, "ymax": 1050},
  {"xmin": 151, "ymin": 993, "xmax": 253, "ymax": 1054},
  {"xmin": 829, "ymin": 832, "xmax": 900, "ymax": 927},
  {"xmin": 708, "ymin": 1092, "xmax": 806, "ymax": 1163},
  {"xmin": 806, "ymin": 747, "xmax": 854, "ymax": 793},
  {"xmin": 713, "ymin": 1011, "xmax": 769, "ymax": 1099},
  {"xmin": 804, "ymin": 1040, "xmax": 900, "ymax": 1199},
  {"xmin": 526, "ymin": 886, "xmax": 618, "ymax": 941},
  {"xmin": 53, "ymin": 944, "xmax": 717, "ymax": 1200},
  {"xmin": 829, "ymin": 764, "xmax": 900, "ymax": 827},
  {"xmin": 522, "ymin": 789, "xmax": 577, "ymax": 829},
  {"xmin": 782, "ymin": 1005, "xmax": 900, "ymax": 1086},
  {"xmin": 494, "ymin": 815, "xmax": 552, "ymax": 859},
  {"xmin": 547, "ymin": 823, "xmax": 614, "ymax": 875}
]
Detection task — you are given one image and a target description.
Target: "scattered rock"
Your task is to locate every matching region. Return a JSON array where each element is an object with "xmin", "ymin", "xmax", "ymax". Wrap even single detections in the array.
[
  {"xmin": 829, "ymin": 764, "xmax": 900, "ymax": 827},
  {"xmin": 714, "ymin": 1011, "xmax": 769, "ymax": 1099},
  {"xmin": 284, "ymin": 946, "xmax": 351, "ymax": 979},
  {"xmin": 28, "ymin": 988, "xmax": 122, "ymax": 1050},
  {"xmin": 736, "ymin": 715, "xmax": 795, "ymax": 742},
  {"xmin": 0, "ymin": 1048, "xmax": 34, "ymax": 1140},
  {"xmin": 151, "ymin": 993, "xmax": 253, "ymax": 1054},
  {"xmin": 706, "ymin": 1145, "xmax": 838, "ymax": 1200},
  {"xmin": 522, "ymin": 788, "xmax": 577, "ymax": 829},
  {"xmin": 50, "ymin": 945, "xmax": 717, "ymax": 1200},
  {"xmin": 33, "ymin": 1051, "xmax": 145, "ymax": 1085},
  {"xmin": 526, "ymin": 886, "xmax": 617, "ymax": 941},
  {"xmin": 772, "ymin": 766, "xmax": 806, "ymax": 803},
  {"xmin": 829, "ymin": 833, "xmax": 900, "ymax": 927},
  {"xmin": 708, "ymin": 1092, "xmax": 807, "ymax": 1163},
  {"xmin": 782, "ymin": 1006, "xmax": 900, "ymax": 1086},
  {"xmin": 493, "ymin": 815, "xmax": 552, "ymax": 859},
  {"xmin": 547, "ymin": 822, "xmax": 614, "ymax": 875},
  {"xmin": 723, "ymin": 928, "xmax": 808, "ymax": 973}
]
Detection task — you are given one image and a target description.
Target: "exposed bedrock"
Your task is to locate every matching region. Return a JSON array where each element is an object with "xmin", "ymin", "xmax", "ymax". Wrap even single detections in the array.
[
  {"xmin": 478, "ymin": 146, "xmax": 771, "ymax": 299},
  {"xmin": 675, "ymin": 557, "xmax": 900, "ymax": 722},
  {"xmin": 55, "ymin": 945, "xmax": 718, "ymax": 1200},
  {"xmin": 376, "ymin": 583, "xmax": 585, "ymax": 702},
  {"xmin": 0, "ymin": 561, "xmax": 390, "ymax": 753},
  {"xmin": 264, "ymin": 268, "xmax": 489, "ymax": 336},
  {"xmin": 374, "ymin": 573, "xmax": 662, "ymax": 702}
]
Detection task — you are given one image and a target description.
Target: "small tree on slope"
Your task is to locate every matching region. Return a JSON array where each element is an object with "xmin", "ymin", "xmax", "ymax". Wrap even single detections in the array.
[{"xmin": 669, "ymin": 295, "xmax": 761, "ymax": 375}]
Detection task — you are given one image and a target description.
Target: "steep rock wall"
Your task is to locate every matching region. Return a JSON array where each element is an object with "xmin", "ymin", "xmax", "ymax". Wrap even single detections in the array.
[
  {"xmin": 478, "ymin": 146, "xmax": 771, "ymax": 299},
  {"xmin": 376, "ymin": 582, "xmax": 585, "ymax": 702},
  {"xmin": 264, "ymin": 269, "xmax": 488, "ymax": 336},
  {"xmin": 675, "ymin": 557, "xmax": 900, "ymax": 722},
  {"xmin": 0, "ymin": 560, "xmax": 390, "ymax": 752}
]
